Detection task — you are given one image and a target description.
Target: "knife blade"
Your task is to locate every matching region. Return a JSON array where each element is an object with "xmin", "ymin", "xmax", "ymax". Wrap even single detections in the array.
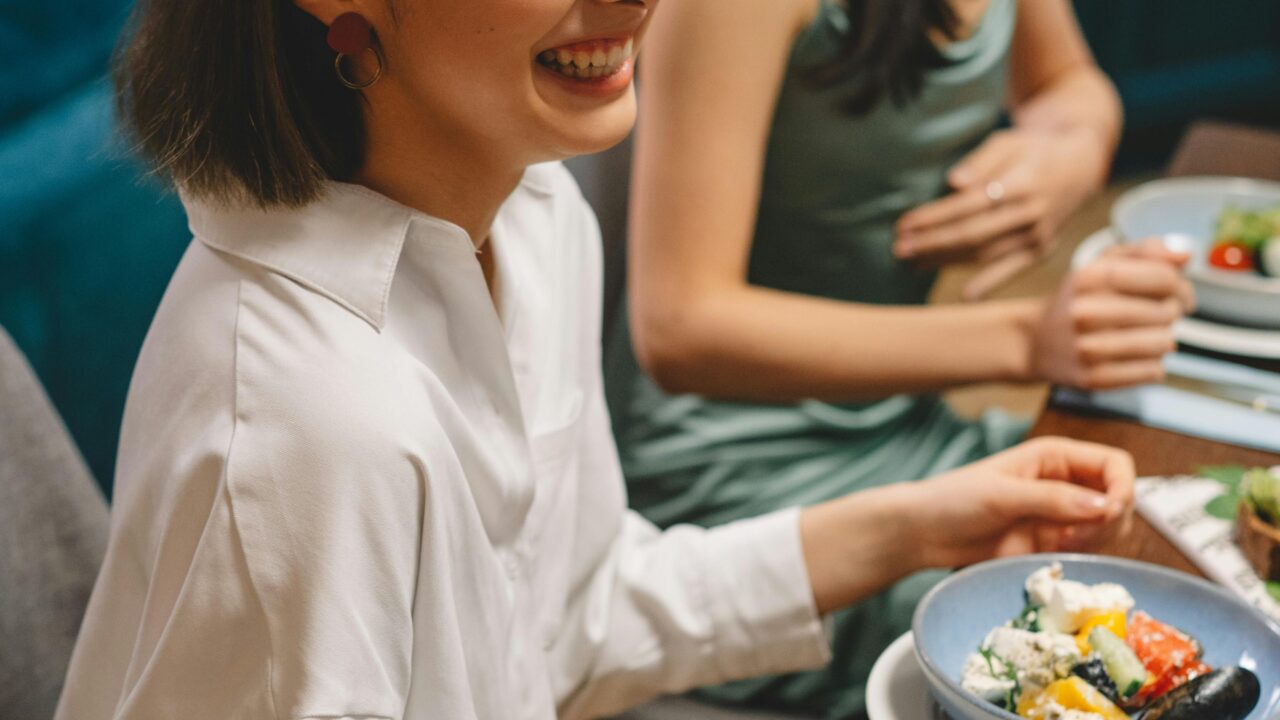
[{"xmin": 1164, "ymin": 374, "xmax": 1280, "ymax": 416}]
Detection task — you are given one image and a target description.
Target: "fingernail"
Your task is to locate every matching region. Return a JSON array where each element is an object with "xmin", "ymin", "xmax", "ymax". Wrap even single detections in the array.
[
  {"xmin": 894, "ymin": 243, "xmax": 915, "ymax": 258},
  {"xmin": 1077, "ymin": 492, "xmax": 1110, "ymax": 515},
  {"xmin": 951, "ymin": 169, "xmax": 973, "ymax": 186}
]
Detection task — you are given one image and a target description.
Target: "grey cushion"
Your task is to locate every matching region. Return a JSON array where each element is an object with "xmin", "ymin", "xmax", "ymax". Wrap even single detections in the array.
[
  {"xmin": 564, "ymin": 132, "xmax": 633, "ymax": 344},
  {"xmin": 0, "ymin": 326, "xmax": 108, "ymax": 719}
]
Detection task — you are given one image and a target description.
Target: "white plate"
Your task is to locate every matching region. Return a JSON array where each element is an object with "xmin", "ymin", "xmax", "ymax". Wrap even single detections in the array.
[
  {"xmin": 1072, "ymin": 228, "xmax": 1280, "ymax": 359},
  {"xmin": 867, "ymin": 631, "xmax": 945, "ymax": 720}
]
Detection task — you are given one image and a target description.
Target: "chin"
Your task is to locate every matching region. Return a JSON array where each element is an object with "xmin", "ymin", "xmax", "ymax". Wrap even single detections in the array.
[
  {"xmin": 530, "ymin": 92, "xmax": 636, "ymax": 163},
  {"xmin": 525, "ymin": 55, "xmax": 639, "ymax": 160},
  {"xmin": 569, "ymin": 96, "xmax": 636, "ymax": 154}
]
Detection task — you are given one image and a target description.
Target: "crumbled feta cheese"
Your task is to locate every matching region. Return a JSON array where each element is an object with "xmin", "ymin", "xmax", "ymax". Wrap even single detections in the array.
[
  {"xmin": 1026, "ymin": 563, "xmax": 1064, "ymax": 606},
  {"xmin": 1043, "ymin": 580, "xmax": 1134, "ymax": 634},
  {"xmin": 961, "ymin": 652, "xmax": 1017, "ymax": 703},
  {"xmin": 1024, "ymin": 562, "xmax": 1135, "ymax": 634},
  {"xmin": 981, "ymin": 627, "xmax": 1082, "ymax": 695}
]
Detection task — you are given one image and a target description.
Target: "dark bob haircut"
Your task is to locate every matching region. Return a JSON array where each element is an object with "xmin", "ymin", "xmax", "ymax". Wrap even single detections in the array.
[{"xmin": 115, "ymin": 0, "xmax": 365, "ymax": 206}]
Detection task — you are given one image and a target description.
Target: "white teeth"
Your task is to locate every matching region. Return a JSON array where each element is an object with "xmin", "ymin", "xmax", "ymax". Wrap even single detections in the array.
[{"xmin": 539, "ymin": 39, "xmax": 635, "ymax": 79}]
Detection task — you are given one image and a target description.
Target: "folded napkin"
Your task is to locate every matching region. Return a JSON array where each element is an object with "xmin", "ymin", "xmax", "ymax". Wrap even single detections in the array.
[
  {"xmin": 1052, "ymin": 352, "xmax": 1280, "ymax": 454},
  {"xmin": 1135, "ymin": 474, "xmax": 1280, "ymax": 623}
]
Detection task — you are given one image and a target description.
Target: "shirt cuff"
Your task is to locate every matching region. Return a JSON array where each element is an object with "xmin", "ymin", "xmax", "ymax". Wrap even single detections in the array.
[{"xmin": 695, "ymin": 506, "xmax": 833, "ymax": 682}]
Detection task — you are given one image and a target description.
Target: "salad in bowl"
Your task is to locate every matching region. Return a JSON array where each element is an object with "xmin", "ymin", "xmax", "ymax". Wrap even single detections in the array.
[{"xmin": 960, "ymin": 563, "xmax": 1259, "ymax": 719}]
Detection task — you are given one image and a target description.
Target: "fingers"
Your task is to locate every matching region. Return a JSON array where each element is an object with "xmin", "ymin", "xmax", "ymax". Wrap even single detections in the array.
[
  {"xmin": 963, "ymin": 247, "xmax": 1039, "ymax": 301},
  {"xmin": 1010, "ymin": 436, "xmax": 1136, "ymax": 519},
  {"xmin": 1080, "ymin": 359, "xmax": 1167, "ymax": 390},
  {"xmin": 897, "ymin": 187, "xmax": 1000, "ymax": 237},
  {"xmin": 1070, "ymin": 295, "xmax": 1183, "ymax": 332},
  {"xmin": 1072, "ymin": 256, "xmax": 1196, "ymax": 310},
  {"xmin": 988, "ymin": 476, "xmax": 1114, "ymax": 524},
  {"xmin": 976, "ymin": 228, "xmax": 1041, "ymax": 265},
  {"xmin": 1104, "ymin": 237, "xmax": 1191, "ymax": 268},
  {"xmin": 947, "ymin": 131, "xmax": 1020, "ymax": 189},
  {"xmin": 1057, "ymin": 523, "xmax": 1107, "ymax": 553},
  {"xmin": 1076, "ymin": 326, "xmax": 1177, "ymax": 364},
  {"xmin": 896, "ymin": 197, "xmax": 1043, "ymax": 258},
  {"xmin": 1062, "ymin": 307, "xmax": 1178, "ymax": 390}
]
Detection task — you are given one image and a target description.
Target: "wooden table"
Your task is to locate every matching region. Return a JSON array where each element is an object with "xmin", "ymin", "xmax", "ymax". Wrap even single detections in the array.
[{"xmin": 1029, "ymin": 121, "xmax": 1280, "ymax": 578}]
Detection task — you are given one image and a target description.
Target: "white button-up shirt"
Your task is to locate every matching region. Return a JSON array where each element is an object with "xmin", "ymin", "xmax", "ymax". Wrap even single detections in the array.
[{"xmin": 56, "ymin": 163, "xmax": 829, "ymax": 720}]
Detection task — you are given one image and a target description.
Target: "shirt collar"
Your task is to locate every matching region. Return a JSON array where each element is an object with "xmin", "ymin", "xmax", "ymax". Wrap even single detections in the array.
[{"xmin": 184, "ymin": 181, "xmax": 473, "ymax": 330}]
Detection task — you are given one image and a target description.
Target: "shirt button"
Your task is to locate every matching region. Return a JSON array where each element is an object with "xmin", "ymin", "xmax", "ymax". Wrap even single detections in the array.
[{"xmin": 503, "ymin": 553, "xmax": 520, "ymax": 579}]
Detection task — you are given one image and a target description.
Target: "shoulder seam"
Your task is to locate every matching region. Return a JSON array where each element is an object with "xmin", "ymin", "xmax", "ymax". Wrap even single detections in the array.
[{"xmin": 224, "ymin": 279, "xmax": 283, "ymax": 720}]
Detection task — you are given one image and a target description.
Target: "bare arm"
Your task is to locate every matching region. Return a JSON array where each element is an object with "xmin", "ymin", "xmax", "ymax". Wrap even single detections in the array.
[
  {"xmin": 1007, "ymin": 0, "xmax": 1121, "ymax": 172},
  {"xmin": 896, "ymin": 0, "xmax": 1124, "ymax": 297},
  {"xmin": 630, "ymin": 0, "xmax": 1179, "ymax": 403},
  {"xmin": 630, "ymin": 0, "xmax": 1038, "ymax": 402}
]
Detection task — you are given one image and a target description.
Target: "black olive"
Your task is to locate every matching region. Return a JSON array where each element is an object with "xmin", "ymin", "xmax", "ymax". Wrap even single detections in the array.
[
  {"xmin": 1073, "ymin": 658, "xmax": 1121, "ymax": 704},
  {"xmin": 1135, "ymin": 666, "xmax": 1261, "ymax": 720}
]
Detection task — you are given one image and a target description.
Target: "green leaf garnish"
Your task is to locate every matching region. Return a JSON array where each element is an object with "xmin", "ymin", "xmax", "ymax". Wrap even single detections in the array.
[
  {"xmin": 1204, "ymin": 492, "xmax": 1242, "ymax": 521},
  {"xmin": 979, "ymin": 647, "xmax": 1021, "ymax": 709},
  {"xmin": 1198, "ymin": 465, "xmax": 1248, "ymax": 488},
  {"xmin": 1266, "ymin": 582, "xmax": 1280, "ymax": 603}
]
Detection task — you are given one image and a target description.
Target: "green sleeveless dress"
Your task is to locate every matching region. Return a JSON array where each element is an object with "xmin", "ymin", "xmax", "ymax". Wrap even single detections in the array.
[{"xmin": 606, "ymin": 0, "xmax": 1027, "ymax": 716}]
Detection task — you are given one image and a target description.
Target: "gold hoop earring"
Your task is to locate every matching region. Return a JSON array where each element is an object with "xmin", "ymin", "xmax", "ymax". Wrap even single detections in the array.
[{"xmin": 334, "ymin": 45, "xmax": 384, "ymax": 90}]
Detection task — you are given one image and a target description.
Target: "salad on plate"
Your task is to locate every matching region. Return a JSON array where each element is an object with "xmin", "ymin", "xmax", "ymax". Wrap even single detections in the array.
[{"xmin": 960, "ymin": 563, "xmax": 1261, "ymax": 719}]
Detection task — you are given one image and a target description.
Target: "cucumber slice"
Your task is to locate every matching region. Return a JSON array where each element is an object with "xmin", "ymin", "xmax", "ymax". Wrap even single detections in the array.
[
  {"xmin": 1089, "ymin": 626, "xmax": 1148, "ymax": 699},
  {"xmin": 1258, "ymin": 237, "xmax": 1280, "ymax": 278}
]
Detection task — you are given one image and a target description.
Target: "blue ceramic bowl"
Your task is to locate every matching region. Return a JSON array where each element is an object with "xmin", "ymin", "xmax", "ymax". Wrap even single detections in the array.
[{"xmin": 912, "ymin": 554, "xmax": 1280, "ymax": 720}]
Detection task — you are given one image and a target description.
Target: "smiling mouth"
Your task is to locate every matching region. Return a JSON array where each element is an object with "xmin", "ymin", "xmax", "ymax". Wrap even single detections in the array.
[{"xmin": 537, "ymin": 38, "xmax": 635, "ymax": 79}]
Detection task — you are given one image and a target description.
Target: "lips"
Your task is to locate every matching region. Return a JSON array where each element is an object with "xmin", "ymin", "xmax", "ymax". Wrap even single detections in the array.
[{"xmin": 537, "ymin": 37, "xmax": 634, "ymax": 80}]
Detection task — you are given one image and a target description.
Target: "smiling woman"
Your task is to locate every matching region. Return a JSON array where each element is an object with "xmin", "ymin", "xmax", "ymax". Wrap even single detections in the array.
[{"xmin": 53, "ymin": 0, "xmax": 1142, "ymax": 718}]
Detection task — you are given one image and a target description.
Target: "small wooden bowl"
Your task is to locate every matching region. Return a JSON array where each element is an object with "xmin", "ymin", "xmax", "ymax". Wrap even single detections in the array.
[{"xmin": 1238, "ymin": 502, "xmax": 1280, "ymax": 582}]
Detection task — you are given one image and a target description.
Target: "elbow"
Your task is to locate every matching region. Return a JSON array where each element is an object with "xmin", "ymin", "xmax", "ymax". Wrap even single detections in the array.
[{"xmin": 631, "ymin": 304, "xmax": 713, "ymax": 396}]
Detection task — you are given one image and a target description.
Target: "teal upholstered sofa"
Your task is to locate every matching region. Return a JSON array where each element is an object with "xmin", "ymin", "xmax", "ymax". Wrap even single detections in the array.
[{"xmin": 0, "ymin": 1, "xmax": 189, "ymax": 495}]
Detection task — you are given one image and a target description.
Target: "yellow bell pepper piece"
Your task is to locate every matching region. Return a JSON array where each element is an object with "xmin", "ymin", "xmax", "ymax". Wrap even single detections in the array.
[
  {"xmin": 1074, "ymin": 610, "xmax": 1127, "ymax": 654},
  {"xmin": 1016, "ymin": 677, "xmax": 1128, "ymax": 720}
]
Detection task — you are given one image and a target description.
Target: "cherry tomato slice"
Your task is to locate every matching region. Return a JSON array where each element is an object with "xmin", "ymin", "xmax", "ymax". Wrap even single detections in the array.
[
  {"xmin": 1126, "ymin": 612, "xmax": 1211, "ymax": 702},
  {"xmin": 1209, "ymin": 241, "xmax": 1256, "ymax": 271}
]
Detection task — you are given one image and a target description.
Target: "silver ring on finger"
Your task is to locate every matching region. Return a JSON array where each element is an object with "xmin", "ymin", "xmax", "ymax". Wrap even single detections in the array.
[{"xmin": 985, "ymin": 180, "xmax": 1006, "ymax": 205}]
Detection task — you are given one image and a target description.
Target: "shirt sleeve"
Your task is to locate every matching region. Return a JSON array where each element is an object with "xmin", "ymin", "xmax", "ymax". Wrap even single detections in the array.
[
  {"xmin": 102, "ymin": 294, "xmax": 424, "ymax": 720},
  {"xmin": 551, "ymin": 387, "xmax": 833, "ymax": 719}
]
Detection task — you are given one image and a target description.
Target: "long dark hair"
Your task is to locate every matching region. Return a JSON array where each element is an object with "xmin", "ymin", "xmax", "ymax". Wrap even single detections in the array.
[
  {"xmin": 114, "ymin": 0, "xmax": 364, "ymax": 206},
  {"xmin": 807, "ymin": 0, "xmax": 960, "ymax": 116}
]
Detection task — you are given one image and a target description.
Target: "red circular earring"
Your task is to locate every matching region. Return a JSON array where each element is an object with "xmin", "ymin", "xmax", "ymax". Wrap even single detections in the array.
[
  {"xmin": 327, "ymin": 12, "xmax": 372, "ymax": 55},
  {"xmin": 327, "ymin": 13, "xmax": 384, "ymax": 90}
]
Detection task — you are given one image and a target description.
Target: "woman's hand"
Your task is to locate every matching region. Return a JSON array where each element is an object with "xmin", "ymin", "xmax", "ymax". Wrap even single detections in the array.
[
  {"xmin": 905, "ymin": 437, "xmax": 1134, "ymax": 569},
  {"xmin": 1029, "ymin": 239, "xmax": 1194, "ymax": 390},
  {"xmin": 800, "ymin": 437, "xmax": 1134, "ymax": 614},
  {"xmin": 893, "ymin": 126, "xmax": 1111, "ymax": 300}
]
